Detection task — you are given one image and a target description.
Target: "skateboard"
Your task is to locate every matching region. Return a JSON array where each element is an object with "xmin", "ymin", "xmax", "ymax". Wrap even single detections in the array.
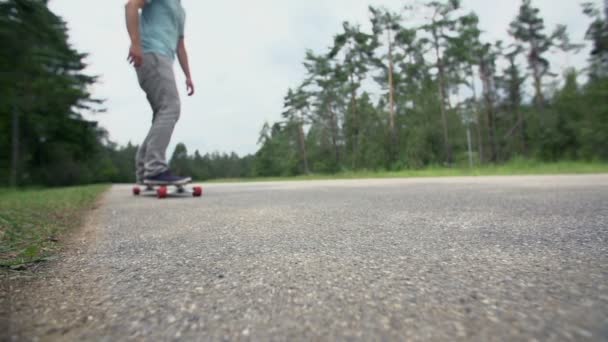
[{"xmin": 132, "ymin": 182, "xmax": 203, "ymax": 199}]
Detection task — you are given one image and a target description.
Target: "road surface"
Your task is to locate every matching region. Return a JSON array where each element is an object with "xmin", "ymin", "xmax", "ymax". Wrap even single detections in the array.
[{"xmin": 4, "ymin": 175, "xmax": 608, "ymax": 341}]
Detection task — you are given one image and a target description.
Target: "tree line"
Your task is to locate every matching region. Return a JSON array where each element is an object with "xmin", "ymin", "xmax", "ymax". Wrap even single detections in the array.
[
  {"xmin": 252, "ymin": 0, "xmax": 608, "ymax": 176},
  {"xmin": 1, "ymin": 0, "xmax": 607, "ymax": 186}
]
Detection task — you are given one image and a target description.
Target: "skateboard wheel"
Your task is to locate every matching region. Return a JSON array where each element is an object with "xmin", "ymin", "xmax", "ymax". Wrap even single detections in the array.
[
  {"xmin": 157, "ymin": 186, "xmax": 168, "ymax": 199},
  {"xmin": 193, "ymin": 186, "xmax": 203, "ymax": 197},
  {"xmin": 133, "ymin": 187, "xmax": 141, "ymax": 196}
]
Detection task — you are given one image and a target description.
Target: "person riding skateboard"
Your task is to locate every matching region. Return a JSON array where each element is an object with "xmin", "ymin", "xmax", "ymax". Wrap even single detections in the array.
[{"xmin": 125, "ymin": 0, "xmax": 194, "ymax": 185}]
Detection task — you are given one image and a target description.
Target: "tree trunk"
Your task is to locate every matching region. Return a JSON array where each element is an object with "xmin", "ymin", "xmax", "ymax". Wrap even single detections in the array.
[
  {"xmin": 480, "ymin": 62, "xmax": 498, "ymax": 162},
  {"xmin": 485, "ymin": 105, "xmax": 498, "ymax": 162},
  {"xmin": 328, "ymin": 105, "xmax": 340, "ymax": 166},
  {"xmin": 324, "ymin": 82, "xmax": 340, "ymax": 167},
  {"xmin": 349, "ymin": 73, "xmax": 359, "ymax": 170},
  {"xmin": 433, "ymin": 29, "xmax": 452, "ymax": 165},
  {"xmin": 387, "ymin": 29, "xmax": 397, "ymax": 157},
  {"xmin": 470, "ymin": 67, "xmax": 484, "ymax": 164},
  {"xmin": 10, "ymin": 105, "xmax": 19, "ymax": 187},
  {"xmin": 476, "ymin": 115, "xmax": 484, "ymax": 164},
  {"xmin": 507, "ymin": 55, "xmax": 527, "ymax": 156},
  {"xmin": 466, "ymin": 127, "xmax": 474, "ymax": 168},
  {"xmin": 297, "ymin": 120, "xmax": 310, "ymax": 174},
  {"xmin": 517, "ymin": 108, "xmax": 527, "ymax": 156},
  {"xmin": 530, "ymin": 49, "xmax": 545, "ymax": 110},
  {"xmin": 438, "ymin": 65, "xmax": 452, "ymax": 165}
]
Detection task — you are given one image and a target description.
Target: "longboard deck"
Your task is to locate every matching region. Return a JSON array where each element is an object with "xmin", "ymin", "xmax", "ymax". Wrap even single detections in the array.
[{"xmin": 132, "ymin": 183, "xmax": 203, "ymax": 199}]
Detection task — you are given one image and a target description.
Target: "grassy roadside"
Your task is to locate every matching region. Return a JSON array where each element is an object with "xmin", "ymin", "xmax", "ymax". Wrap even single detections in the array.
[
  {"xmin": 208, "ymin": 160, "xmax": 608, "ymax": 183},
  {"xmin": 0, "ymin": 185, "xmax": 108, "ymax": 269}
]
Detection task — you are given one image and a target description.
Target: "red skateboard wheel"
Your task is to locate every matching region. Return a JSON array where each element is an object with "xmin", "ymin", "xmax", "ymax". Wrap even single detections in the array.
[
  {"xmin": 157, "ymin": 186, "xmax": 168, "ymax": 199},
  {"xmin": 133, "ymin": 187, "xmax": 141, "ymax": 196},
  {"xmin": 193, "ymin": 186, "xmax": 203, "ymax": 197}
]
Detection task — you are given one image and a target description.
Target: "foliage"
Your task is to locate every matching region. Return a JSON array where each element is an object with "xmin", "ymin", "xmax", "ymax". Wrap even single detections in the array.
[
  {"xmin": 0, "ymin": 0, "xmax": 103, "ymax": 187},
  {"xmin": 0, "ymin": 185, "xmax": 108, "ymax": 267},
  {"xmin": 251, "ymin": 0, "xmax": 608, "ymax": 177}
]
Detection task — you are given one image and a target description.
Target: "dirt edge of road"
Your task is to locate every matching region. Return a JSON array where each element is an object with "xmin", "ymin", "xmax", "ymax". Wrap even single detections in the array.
[{"xmin": 2, "ymin": 188, "xmax": 112, "ymax": 341}]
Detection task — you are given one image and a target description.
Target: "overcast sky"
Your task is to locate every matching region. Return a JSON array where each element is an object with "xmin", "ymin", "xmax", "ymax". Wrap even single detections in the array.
[{"xmin": 48, "ymin": 0, "xmax": 600, "ymax": 156}]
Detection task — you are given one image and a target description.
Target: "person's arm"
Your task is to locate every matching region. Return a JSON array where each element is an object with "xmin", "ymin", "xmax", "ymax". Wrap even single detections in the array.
[
  {"xmin": 177, "ymin": 38, "xmax": 195, "ymax": 96},
  {"xmin": 125, "ymin": 0, "xmax": 146, "ymax": 67}
]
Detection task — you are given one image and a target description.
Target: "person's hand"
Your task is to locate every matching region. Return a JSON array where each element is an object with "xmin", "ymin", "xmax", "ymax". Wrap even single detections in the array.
[
  {"xmin": 186, "ymin": 78, "xmax": 195, "ymax": 96},
  {"xmin": 128, "ymin": 44, "xmax": 143, "ymax": 67}
]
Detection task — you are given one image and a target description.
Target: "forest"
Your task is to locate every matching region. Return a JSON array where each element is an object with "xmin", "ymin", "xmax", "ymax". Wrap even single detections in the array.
[
  {"xmin": 1, "ymin": 0, "xmax": 607, "ymax": 186},
  {"xmin": 252, "ymin": 0, "xmax": 608, "ymax": 176}
]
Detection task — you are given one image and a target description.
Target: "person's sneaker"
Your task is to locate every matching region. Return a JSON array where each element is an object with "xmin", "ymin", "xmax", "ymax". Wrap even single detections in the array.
[{"xmin": 144, "ymin": 170, "xmax": 192, "ymax": 185}]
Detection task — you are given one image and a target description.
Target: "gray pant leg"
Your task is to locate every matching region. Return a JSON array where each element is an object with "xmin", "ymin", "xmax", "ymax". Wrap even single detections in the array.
[
  {"xmin": 136, "ymin": 53, "xmax": 181, "ymax": 178},
  {"xmin": 135, "ymin": 78, "xmax": 156, "ymax": 182},
  {"xmin": 135, "ymin": 134, "xmax": 149, "ymax": 183}
]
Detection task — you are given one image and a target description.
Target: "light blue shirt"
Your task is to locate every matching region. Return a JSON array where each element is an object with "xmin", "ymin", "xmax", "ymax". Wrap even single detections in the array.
[{"xmin": 140, "ymin": 0, "xmax": 185, "ymax": 60}]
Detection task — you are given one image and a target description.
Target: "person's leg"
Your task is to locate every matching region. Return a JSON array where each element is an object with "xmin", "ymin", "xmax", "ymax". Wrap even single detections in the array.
[
  {"xmin": 142, "ymin": 55, "xmax": 181, "ymax": 178},
  {"xmin": 136, "ymin": 53, "xmax": 182, "ymax": 179},
  {"xmin": 135, "ymin": 54, "xmax": 159, "ymax": 183}
]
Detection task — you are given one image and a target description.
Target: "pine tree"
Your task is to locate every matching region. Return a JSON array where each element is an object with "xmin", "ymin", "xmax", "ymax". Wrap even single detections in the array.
[
  {"xmin": 449, "ymin": 11, "xmax": 484, "ymax": 164},
  {"xmin": 500, "ymin": 46, "xmax": 528, "ymax": 155},
  {"xmin": 170, "ymin": 143, "xmax": 192, "ymax": 177},
  {"xmin": 370, "ymin": 6, "xmax": 402, "ymax": 157},
  {"xmin": 303, "ymin": 51, "xmax": 344, "ymax": 168},
  {"xmin": 329, "ymin": 22, "xmax": 378, "ymax": 169},
  {"xmin": 583, "ymin": 1, "xmax": 608, "ymax": 79},
  {"xmin": 509, "ymin": 0, "xmax": 552, "ymax": 110},
  {"xmin": 391, "ymin": 23, "xmax": 440, "ymax": 167},
  {"xmin": 0, "ymin": 0, "xmax": 103, "ymax": 186},
  {"xmin": 254, "ymin": 122, "xmax": 298, "ymax": 177},
  {"xmin": 421, "ymin": 0, "xmax": 462, "ymax": 165},
  {"xmin": 282, "ymin": 87, "xmax": 312, "ymax": 174},
  {"xmin": 478, "ymin": 42, "xmax": 501, "ymax": 162}
]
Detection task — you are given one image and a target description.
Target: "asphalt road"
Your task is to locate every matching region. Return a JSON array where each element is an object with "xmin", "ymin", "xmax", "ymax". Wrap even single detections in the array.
[{"xmin": 5, "ymin": 175, "xmax": 608, "ymax": 341}]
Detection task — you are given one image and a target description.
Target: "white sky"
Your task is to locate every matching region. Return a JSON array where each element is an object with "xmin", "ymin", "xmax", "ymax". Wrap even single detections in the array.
[{"xmin": 48, "ymin": 0, "xmax": 601, "ymax": 156}]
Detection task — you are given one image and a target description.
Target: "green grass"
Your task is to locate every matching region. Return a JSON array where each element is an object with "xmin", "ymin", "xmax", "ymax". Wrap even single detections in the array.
[
  {"xmin": 208, "ymin": 160, "xmax": 608, "ymax": 183},
  {"xmin": 0, "ymin": 185, "xmax": 108, "ymax": 268}
]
